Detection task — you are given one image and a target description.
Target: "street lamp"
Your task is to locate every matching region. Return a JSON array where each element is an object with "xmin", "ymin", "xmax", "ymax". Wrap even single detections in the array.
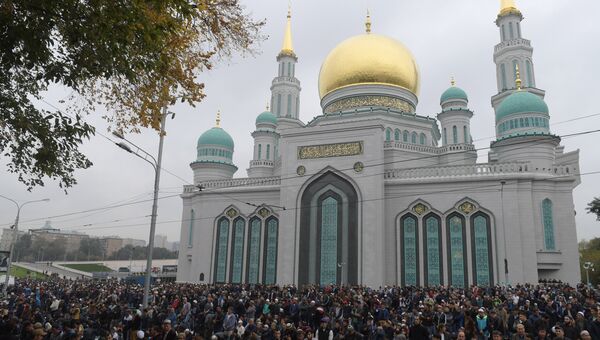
[
  {"xmin": 113, "ymin": 107, "xmax": 175, "ymax": 308},
  {"xmin": 0, "ymin": 195, "xmax": 50, "ymax": 296},
  {"xmin": 500, "ymin": 180, "xmax": 509, "ymax": 286},
  {"xmin": 583, "ymin": 261, "xmax": 594, "ymax": 287}
]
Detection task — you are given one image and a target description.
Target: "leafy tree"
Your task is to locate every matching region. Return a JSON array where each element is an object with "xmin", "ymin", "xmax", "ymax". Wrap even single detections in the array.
[
  {"xmin": 1, "ymin": 0, "xmax": 264, "ymax": 189},
  {"xmin": 588, "ymin": 197, "xmax": 600, "ymax": 221},
  {"xmin": 78, "ymin": 238, "xmax": 104, "ymax": 260}
]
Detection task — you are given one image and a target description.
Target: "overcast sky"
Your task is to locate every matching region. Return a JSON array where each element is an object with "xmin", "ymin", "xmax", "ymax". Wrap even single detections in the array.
[{"xmin": 1, "ymin": 0, "xmax": 599, "ymax": 244}]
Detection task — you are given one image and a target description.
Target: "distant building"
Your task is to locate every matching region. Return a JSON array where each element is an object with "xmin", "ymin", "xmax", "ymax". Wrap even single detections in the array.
[
  {"xmin": 121, "ymin": 238, "xmax": 146, "ymax": 248},
  {"xmin": 99, "ymin": 237, "xmax": 124, "ymax": 257},
  {"xmin": 31, "ymin": 221, "xmax": 89, "ymax": 254},
  {"xmin": 0, "ymin": 228, "xmax": 26, "ymax": 252},
  {"xmin": 155, "ymin": 234, "xmax": 168, "ymax": 249}
]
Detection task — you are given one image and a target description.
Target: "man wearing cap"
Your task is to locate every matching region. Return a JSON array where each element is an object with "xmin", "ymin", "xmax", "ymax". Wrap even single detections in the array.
[
  {"xmin": 552, "ymin": 325, "xmax": 570, "ymax": 340},
  {"xmin": 162, "ymin": 319, "xmax": 177, "ymax": 340},
  {"xmin": 315, "ymin": 317, "xmax": 333, "ymax": 340},
  {"xmin": 475, "ymin": 308, "xmax": 490, "ymax": 340},
  {"xmin": 580, "ymin": 330, "xmax": 592, "ymax": 340}
]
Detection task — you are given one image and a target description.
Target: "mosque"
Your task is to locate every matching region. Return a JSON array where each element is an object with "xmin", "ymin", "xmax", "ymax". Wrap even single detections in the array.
[{"xmin": 176, "ymin": 0, "xmax": 581, "ymax": 287}]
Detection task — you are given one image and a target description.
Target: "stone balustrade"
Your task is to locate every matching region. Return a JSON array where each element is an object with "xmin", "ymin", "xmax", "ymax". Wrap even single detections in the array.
[
  {"xmin": 383, "ymin": 141, "xmax": 476, "ymax": 154},
  {"xmin": 183, "ymin": 176, "xmax": 281, "ymax": 193},
  {"xmin": 494, "ymin": 38, "xmax": 531, "ymax": 53},
  {"xmin": 385, "ymin": 162, "xmax": 576, "ymax": 180},
  {"xmin": 250, "ymin": 160, "xmax": 275, "ymax": 167}
]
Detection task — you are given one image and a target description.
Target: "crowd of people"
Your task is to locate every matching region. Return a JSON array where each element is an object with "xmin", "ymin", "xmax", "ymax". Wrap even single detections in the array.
[{"xmin": 1, "ymin": 277, "xmax": 599, "ymax": 340}]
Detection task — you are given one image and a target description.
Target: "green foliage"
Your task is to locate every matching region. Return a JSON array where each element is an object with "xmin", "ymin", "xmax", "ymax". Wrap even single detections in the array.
[
  {"xmin": 62, "ymin": 263, "xmax": 113, "ymax": 273},
  {"xmin": 580, "ymin": 237, "xmax": 600, "ymax": 285},
  {"xmin": 0, "ymin": 0, "xmax": 264, "ymax": 189},
  {"xmin": 108, "ymin": 244, "xmax": 177, "ymax": 260},
  {"xmin": 588, "ymin": 197, "xmax": 600, "ymax": 221}
]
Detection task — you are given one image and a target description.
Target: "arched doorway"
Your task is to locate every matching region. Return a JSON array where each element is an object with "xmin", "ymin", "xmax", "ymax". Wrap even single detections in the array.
[{"xmin": 298, "ymin": 172, "xmax": 359, "ymax": 286}]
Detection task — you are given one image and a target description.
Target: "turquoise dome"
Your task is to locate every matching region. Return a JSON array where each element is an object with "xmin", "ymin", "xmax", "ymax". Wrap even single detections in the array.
[
  {"xmin": 440, "ymin": 86, "xmax": 468, "ymax": 103},
  {"xmin": 256, "ymin": 111, "xmax": 277, "ymax": 125},
  {"xmin": 197, "ymin": 127, "xmax": 234, "ymax": 149},
  {"xmin": 496, "ymin": 91, "xmax": 549, "ymax": 121}
]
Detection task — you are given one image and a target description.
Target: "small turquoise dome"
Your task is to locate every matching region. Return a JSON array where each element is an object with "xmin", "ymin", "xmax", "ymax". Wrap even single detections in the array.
[
  {"xmin": 256, "ymin": 111, "xmax": 277, "ymax": 125},
  {"xmin": 496, "ymin": 91, "xmax": 549, "ymax": 121},
  {"xmin": 440, "ymin": 86, "xmax": 468, "ymax": 103},
  {"xmin": 197, "ymin": 127, "xmax": 234, "ymax": 149}
]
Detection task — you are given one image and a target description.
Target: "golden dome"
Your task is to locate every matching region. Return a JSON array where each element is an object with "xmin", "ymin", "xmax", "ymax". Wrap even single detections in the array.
[{"xmin": 318, "ymin": 33, "xmax": 420, "ymax": 99}]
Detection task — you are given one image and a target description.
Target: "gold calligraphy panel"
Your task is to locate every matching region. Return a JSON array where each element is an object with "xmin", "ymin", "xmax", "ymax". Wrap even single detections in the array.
[{"xmin": 297, "ymin": 141, "xmax": 364, "ymax": 160}]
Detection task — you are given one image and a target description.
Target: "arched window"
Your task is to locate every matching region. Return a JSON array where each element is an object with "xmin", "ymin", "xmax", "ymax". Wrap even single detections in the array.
[
  {"xmin": 512, "ymin": 60, "xmax": 519, "ymax": 87},
  {"xmin": 230, "ymin": 218, "xmax": 245, "ymax": 284},
  {"xmin": 542, "ymin": 199, "xmax": 556, "ymax": 250},
  {"xmin": 257, "ymin": 144, "xmax": 262, "ymax": 160},
  {"xmin": 247, "ymin": 218, "xmax": 262, "ymax": 284},
  {"xmin": 526, "ymin": 60, "xmax": 534, "ymax": 87},
  {"xmin": 463, "ymin": 126, "xmax": 468, "ymax": 143},
  {"xmin": 510, "ymin": 120, "xmax": 514, "ymax": 129},
  {"xmin": 443, "ymin": 128, "xmax": 447, "ymax": 145},
  {"xmin": 287, "ymin": 63, "xmax": 291, "ymax": 77},
  {"xmin": 501, "ymin": 25, "xmax": 506, "ymax": 41},
  {"xmin": 292, "ymin": 63, "xmax": 295, "ymax": 77},
  {"xmin": 263, "ymin": 217, "xmax": 279, "ymax": 284},
  {"xmin": 199, "ymin": 273, "xmax": 205, "ymax": 281},
  {"xmin": 420, "ymin": 133, "xmax": 426, "ymax": 145},
  {"xmin": 188, "ymin": 210, "xmax": 195, "ymax": 247},
  {"xmin": 516, "ymin": 22, "xmax": 521, "ymax": 38},
  {"xmin": 214, "ymin": 218, "xmax": 230, "ymax": 283},
  {"xmin": 447, "ymin": 213, "xmax": 467, "ymax": 287},
  {"xmin": 519, "ymin": 118, "xmax": 524, "ymax": 127},
  {"xmin": 509, "ymin": 22, "xmax": 514, "ymax": 40},
  {"xmin": 277, "ymin": 94, "xmax": 282, "ymax": 115},
  {"xmin": 296, "ymin": 96, "xmax": 300, "ymax": 117},
  {"xmin": 266, "ymin": 145, "xmax": 271, "ymax": 160},
  {"xmin": 287, "ymin": 94, "xmax": 292, "ymax": 116},
  {"xmin": 400, "ymin": 214, "xmax": 419, "ymax": 286},
  {"xmin": 500, "ymin": 64, "xmax": 507, "ymax": 90},
  {"xmin": 395, "ymin": 129, "xmax": 401, "ymax": 141},
  {"xmin": 411, "ymin": 132, "xmax": 417, "ymax": 144},
  {"xmin": 403, "ymin": 130, "xmax": 409, "ymax": 143},
  {"xmin": 424, "ymin": 213, "xmax": 442, "ymax": 286},
  {"xmin": 385, "ymin": 128, "xmax": 392, "ymax": 142},
  {"xmin": 524, "ymin": 117, "xmax": 530, "ymax": 127},
  {"xmin": 471, "ymin": 213, "xmax": 493, "ymax": 286},
  {"xmin": 320, "ymin": 196, "xmax": 338, "ymax": 285},
  {"xmin": 452, "ymin": 126, "xmax": 458, "ymax": 144}
]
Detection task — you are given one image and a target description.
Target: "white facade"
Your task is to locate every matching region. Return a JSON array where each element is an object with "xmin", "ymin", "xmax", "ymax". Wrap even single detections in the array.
[{"xmin": 177, "ymin": 5, "xmax": 581, "ymax": 287}]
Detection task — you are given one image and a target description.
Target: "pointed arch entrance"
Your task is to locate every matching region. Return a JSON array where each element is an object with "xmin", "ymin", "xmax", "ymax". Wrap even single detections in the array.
[{"xmin": 299, "ymin": 171, "xmax": 359, "ymax": 286}]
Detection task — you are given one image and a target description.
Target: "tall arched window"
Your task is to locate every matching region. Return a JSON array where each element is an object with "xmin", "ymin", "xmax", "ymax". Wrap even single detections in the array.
[
  {"xmin": 385, "ymin": 128, "xmax": 392, "ymax": 142},
  {"xmin": 263, "ymin": 217, "xmax": 279, "ymax": 284},
  {"xmin": 287, "ymin": 63, "xmax": 291, "ymax": 77},
  {"xmin": 320, "ymin": 196, "xmax": 338, "ymax": 285},
  {"xmin": 246, "ymin": 218, "xmax": 262, "ymax": 284},
  {"xmin": 257, "ymin": 144, "xmax": 262, "ymax": 160},
  {"xmin": 411, "ymin": 132, "xmax": 417, "ymax": 144},
  {"xmin": 287, "ymin": 94, "xmax": 292, "ymax": 116},
  {"xmin": 420, "ymin": 133, "xmax": 426, "ymax": 145},
  {"xmin": 277, "ymin": 94, "xmax": 282, "ymax": 115},
  {"xmin": 542, "ymin": 199, "xmax": 556, "ymax": 250},
  {"xmin": 500, "ymin": 64, "xmax": 507, "ymax": 90},
  {"xmin": 400, "ymin": 214, "xmax": 419, "ymax": 286},
  {"xmin": 516, "ymin": 22, "xmax": 521, "ymax": 38},
  {"xmin": 526, "ymin": 60, "xmax": 534, "ymax": 87},
  {"xmin": 463, "ymin": 126, "xmax": 469, "ymax": 143},
  {"xmin": 424, "ymin": 213, "xmax": 442, "ymax": 286},
  {"xmin": 230, "ymin": 218, "xmax": 245, "ymax": 284},
  {"xmin": 509, "ymin": 22, "xmax": 514, "ymax": 40},
  {"xmin": 296, "ymin": 96, "xmax": 299, "ymax": 117},
  {"xmin": 214, "ymin": 218, "xmax": 230, "ymax": 283},
  {"xmin": 443, "ymin": 128, "xmax": 447, "ymax": 145},
  {"xmin": 403, "ymin": 130, "xmax": 409, "ymax": 142},
  {"xmin": 188, "ymin": 210, "xmax": 195, "ymax": 247},
  {"xmin": 471, "ymin": 213, "xmax": 493, "ymax": 286},
  {"xmin": 452, "ymin": 126, "xmax": 458, "ymax": 144},
  {"xmin": 266, "ymin": 145, "xmax": 271, "ymax": 160},
  {"xmin": 447, "ymin": 214, "xmax": 467, "ymax": 287},
  {"xmin": 501, "ymin": 25, "xmax": 506, "ymax": 41},
  {"xmin": 395, "ymin": 129, "xmax": 401, "ymax": 141},
  {"xmin": 512, "ymin": 60, "xmax": 519, "ymax": 86}
]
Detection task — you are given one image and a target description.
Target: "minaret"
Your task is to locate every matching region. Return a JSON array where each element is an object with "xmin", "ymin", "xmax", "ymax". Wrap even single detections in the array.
[
  {"xmin": 248, "ymin": 104, "xmax": 279, "ymax": 178},
  {"xmin": 491, "ymin": 0, "xmax": 545, "ymax": 112},
  {"xmin": 271, "ymin": 6, "xmax": 303, "ymax": 128}
]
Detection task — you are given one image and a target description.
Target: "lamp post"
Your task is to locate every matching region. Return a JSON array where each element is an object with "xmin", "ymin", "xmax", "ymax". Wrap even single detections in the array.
[
  {"xmin": 0, "ymin": 195, "xmax": 50, "ymax": 296},
  {"xmin": 583, "ymin": 261, "xmax": 594, "ymax": 287},
  {"xmin": 113, "ymin": 107, "xmax": 174, "ymax": 308}
]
